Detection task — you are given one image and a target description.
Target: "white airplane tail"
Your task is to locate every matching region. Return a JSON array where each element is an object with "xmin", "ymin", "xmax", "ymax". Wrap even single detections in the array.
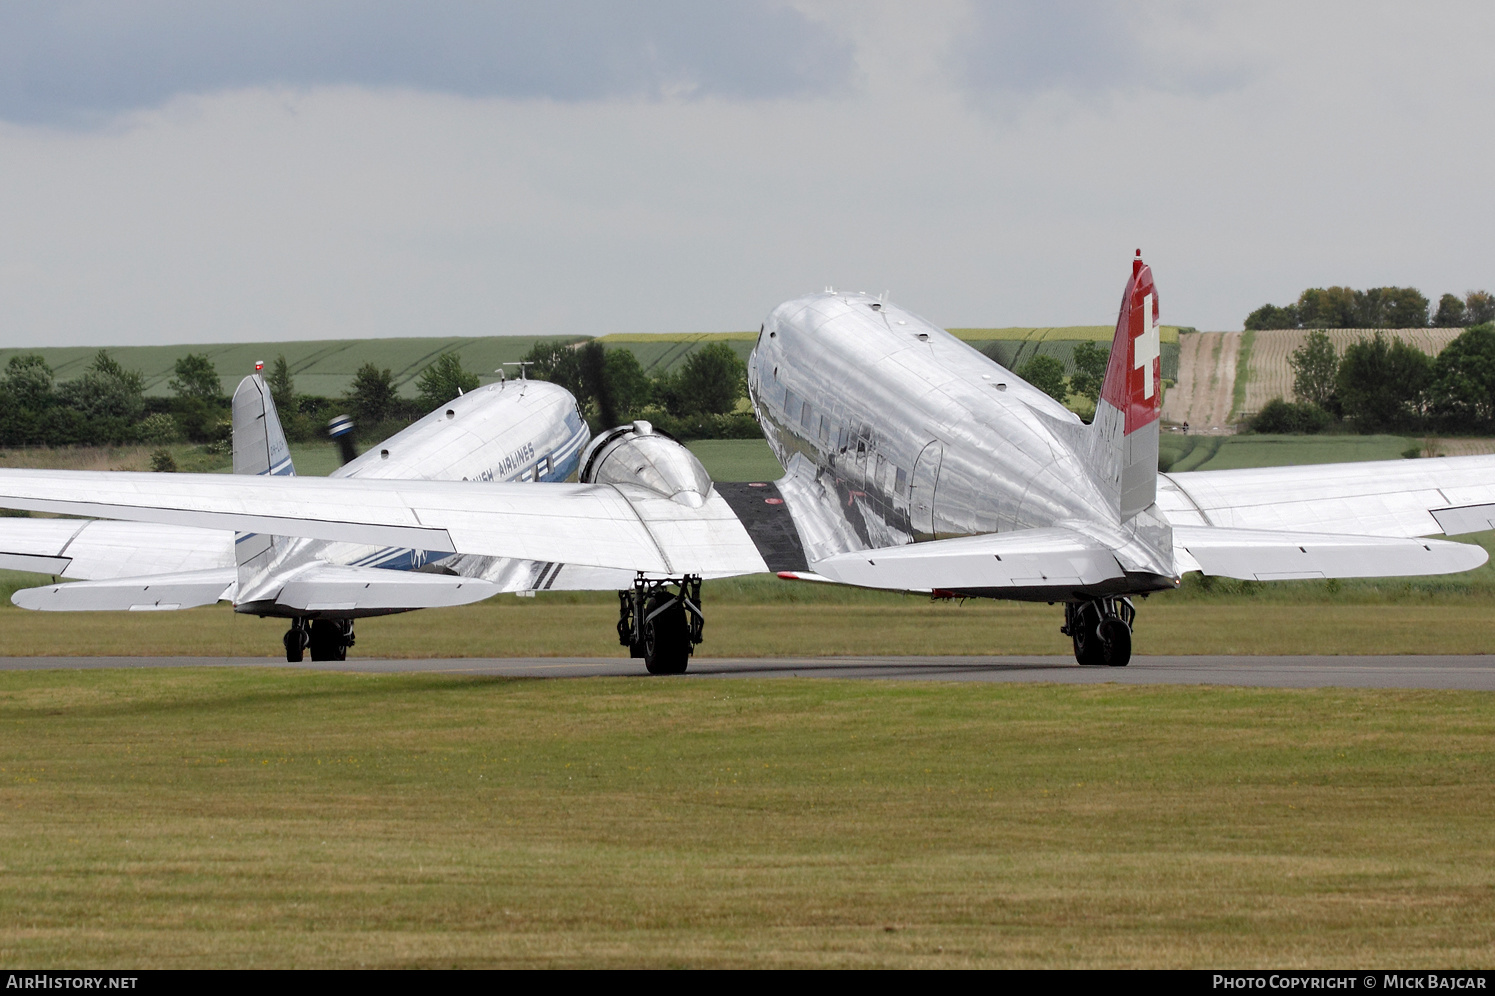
[
  {"xmin": 231, "ymin": 374, "xmax": 296, "ymax": 578},
  {"xmin": 232, "ymin": 374, "xmax": 296, "ymax": 479},
  {"xmin": 1083, "ymin": 250, "xmax": 1162, "ymax": 522}
]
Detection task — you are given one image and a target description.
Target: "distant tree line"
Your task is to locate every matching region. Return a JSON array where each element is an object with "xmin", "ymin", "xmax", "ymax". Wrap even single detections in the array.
[
  {"xmin": 1249, "ymin": 322, "xmax": 1495, "ymax": 435},
  {"xmin": 1246, "ymin": 286, "xmax": 1495, "ymax": 331},
  {"xmin": 0, "ymin": 340, "xmax": 760, "ymax": 451},
  {"xmin": 518, "ymin": 340, "xmax": 757, "ymax": 438}
]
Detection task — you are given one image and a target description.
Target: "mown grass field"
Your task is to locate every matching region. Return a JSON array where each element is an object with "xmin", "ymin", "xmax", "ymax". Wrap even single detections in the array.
[
  {"xmin": 2, "ymin": 670, "xmax": 1492, "ymax": 968},
  {"xmin": 1157, "ymin": 432, "xmax": 1495, "ymax": 472}
]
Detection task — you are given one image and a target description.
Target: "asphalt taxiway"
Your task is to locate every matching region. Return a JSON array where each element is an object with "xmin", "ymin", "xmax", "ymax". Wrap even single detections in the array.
[{"xmin": 1, "ymin": 655, "xmax": 1493, "ymax": 690}]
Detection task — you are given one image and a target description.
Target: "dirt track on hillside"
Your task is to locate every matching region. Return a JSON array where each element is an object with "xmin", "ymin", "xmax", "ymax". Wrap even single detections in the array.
[
  {"xmin": 1162, "ymin": 332, "xmax": 1239, "ymax": 432},
  {"xmin": 1242, "ymin": 328, "xmax": 1465, "ymax": 415}
]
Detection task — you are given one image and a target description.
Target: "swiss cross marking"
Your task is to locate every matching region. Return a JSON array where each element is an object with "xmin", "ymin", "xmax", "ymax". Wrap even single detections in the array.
[{"xmin": 1134, "ymin": 292, "xmax": 1159, "ymax": 400}]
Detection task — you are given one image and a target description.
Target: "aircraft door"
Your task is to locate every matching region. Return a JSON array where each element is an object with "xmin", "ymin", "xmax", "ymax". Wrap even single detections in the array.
[{"xmin": 910, "ymin": 441, "xmax": 943, "ymax": 542}]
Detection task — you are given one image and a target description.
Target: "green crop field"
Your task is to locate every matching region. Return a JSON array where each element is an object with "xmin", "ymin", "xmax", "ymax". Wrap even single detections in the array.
[
  {"xmin": 0, "ymin": 336, "xmax": 585, "ymax": 399},
  {"xmin": 1159, "ymin": 434, "xmax": 1433, "ymax": 473},
  {"xmin": 2, "ymin": 669, "xmax": 1492, "ymax": 968},
  {"xmin": 0, "ymin": 323, "xmax": 1196, "ymax": 400}
]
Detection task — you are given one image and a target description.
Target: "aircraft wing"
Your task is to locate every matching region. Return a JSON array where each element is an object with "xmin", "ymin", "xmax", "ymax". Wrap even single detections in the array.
[
  {"xmin": 1171, "ymin": 525, "xmax": 1486, "ymax": 580},
  {"xmin": 1160, "ymin": 454, "xmax": 1495, "ymax": 538},
  {"xmin": 808, "ymin": 527, "xmax": 1125, "ymax": 590},
  {"xmin": 0, "ymin": 518, "xmax": 232, "ymax": 579},
  {"xmin": 804, "ymin": 522, "xmax": 1484, "ymax": 591},
  {"xmin": 12, "ymin": 568, "xmax": 236, "ymax": 611},
  {"xmin": 0, "ymin": 470, "xmax": 769, "ymax": 577}
]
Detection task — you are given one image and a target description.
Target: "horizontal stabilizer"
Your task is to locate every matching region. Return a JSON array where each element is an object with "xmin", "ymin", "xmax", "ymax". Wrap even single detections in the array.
[
  {"xmin": 13, "ymin": 568, "xmax": 236, "ymax": 612},
  {"xmin": 272, "ymin": 564, "xmax": 498, "ymax": 612},
  {"xmin": 1173, "ymin": 525, "xmax": 1487, "ymax": 580},
  {"xmin": 810, "ymin": 527, "xmax": 1125, "ymax": 590}
]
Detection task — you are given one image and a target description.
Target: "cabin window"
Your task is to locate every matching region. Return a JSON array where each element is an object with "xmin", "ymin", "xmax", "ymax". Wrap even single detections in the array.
[
  {"xmin": 800, "ymin": 400, "xmax": 813, "ymax": 428},
  {"xmin": 894, "ymin": 467, "xmax": 908, "ymax": 496},
  {"xmin": 818, "ymin": 415, "xmax": 831, "ymax": 445}
]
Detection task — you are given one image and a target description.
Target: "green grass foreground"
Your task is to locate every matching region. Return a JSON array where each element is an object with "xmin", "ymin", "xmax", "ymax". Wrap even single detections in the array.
[
  {"xmin": 3, "ymin": 599, "xmax": 1495, "ymax": 657},
  {"xmin": 1, "ymin": 670, "xmax": 1492, "ymax": 968}
]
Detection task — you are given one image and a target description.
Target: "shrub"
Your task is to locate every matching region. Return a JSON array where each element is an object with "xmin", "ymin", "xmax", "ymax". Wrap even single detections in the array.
[
  {"xmin": 138, "ymin": 412, "xmax": 181, "ymax": 444},
  {"xmin": 1249, "ymin": 398, "xmax": 1332, "ymax": 434}
]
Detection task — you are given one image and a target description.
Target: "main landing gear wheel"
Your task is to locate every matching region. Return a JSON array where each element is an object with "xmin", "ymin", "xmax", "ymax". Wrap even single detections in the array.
[
  {"xmin": 643, "ymin": 592, "xmax": 691, "ymax": 675},
  {"xmin": 619, "ymin": 575, "xmax": 704, "ymax": 675},
  {"xmin": 283, "ymin": 619, "xmax": 308, "ymax": 663},
  {"xmin": 1063, "ymin": 597, "xmax": 1135, "ymax": 668},
  {"xmin": 307, "ymin": 619, "xmax": 355, "ymax": 662}
]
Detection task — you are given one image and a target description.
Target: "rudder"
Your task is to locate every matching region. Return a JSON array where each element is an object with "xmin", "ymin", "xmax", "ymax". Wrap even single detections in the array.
[
  {"xmin": 1090, "ymin": 250, "xmax": 1162, "ymax": 520},
  {"xmin": 231, "ymin": 373, "xmax": 296, "ymax": 578}
]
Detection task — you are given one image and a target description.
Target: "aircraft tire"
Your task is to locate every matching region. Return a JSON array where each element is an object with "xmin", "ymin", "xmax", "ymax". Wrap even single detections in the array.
[
  {"xmin": 308, "ymin": 619, "xmax": 347, "ymax": 662},
  {"xmin": 1098, "ymin": 616, "xmax": 1131, "ymax": 667},
  {"xmin": 284, "ymin": 627, "xmax": 306, "ymax": 664},
  {"xmin": 643, "ymin": 594, "xmax": 691, "ymax": 675}
]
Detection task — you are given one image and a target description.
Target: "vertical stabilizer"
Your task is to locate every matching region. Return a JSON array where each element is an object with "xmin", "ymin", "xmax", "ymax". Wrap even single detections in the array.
[
  {"xmin": 1088, "ymin": 250, "xmax": 1162, "ymax": 520},
  {"xmin": 231, "ymin": 374, "xmax": 296, "ymax": 579},
  {"xmin": 232, "ymin": 375, "xmax": 296, "ymax": 478}
]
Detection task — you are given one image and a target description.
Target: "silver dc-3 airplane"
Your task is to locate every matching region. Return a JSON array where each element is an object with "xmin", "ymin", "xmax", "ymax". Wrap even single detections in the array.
[{"xmin": 0, "ymin": 252, "xmax": 1491, "ymax": 671}]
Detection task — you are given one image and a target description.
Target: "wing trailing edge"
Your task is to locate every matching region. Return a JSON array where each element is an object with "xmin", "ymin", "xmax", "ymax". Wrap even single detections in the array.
[
  {"xmin": 12, "ymin": 568, "xmax": 236, "ymax": 612},
  {"xmin": 809, "ymin": 527, "xmax": 1126, "ymax": 591},
  {"xmin": 1173, "ymin": 525, "xmax": 1487, "ymax": 581}
]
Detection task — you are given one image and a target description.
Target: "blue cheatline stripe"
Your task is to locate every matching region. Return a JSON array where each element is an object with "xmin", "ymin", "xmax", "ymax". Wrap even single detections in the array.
[
  {"xmin": 552, "ymin": 425, "xmax": 587, "ymax": 462},
  {"xmin": 269, "ymin": 457, "xmax": 295, "ymax": 476}
]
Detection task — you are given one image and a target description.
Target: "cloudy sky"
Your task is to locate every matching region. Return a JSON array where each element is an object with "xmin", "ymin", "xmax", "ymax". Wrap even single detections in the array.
[{"xmin": 0, "ymin": 1, "xmax": 1491, "ymax": 345}]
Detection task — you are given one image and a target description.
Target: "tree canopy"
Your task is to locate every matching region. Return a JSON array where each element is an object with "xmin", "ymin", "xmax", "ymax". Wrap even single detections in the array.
[
  {"xmin": 1289, "ymin": 330, "xmax": 1339, "ymax": 410},
  {"xmin": 1067, "ymin": 342, "xmax": 1108, "ymax": 401},
  {"xmin": 1248, "ymin": 285, "xmax": 1488, "ymax": 330},
  {"xmin": 1429, "ymin": 323, "xmax": 1495, "ymax": 427},
  {"xmin": 168, "ymin": 354, "xmax": 223, "ymax": 402},
  {"xmin": 1019, "ymin": 354, "xmax": 1068, "ymax": 403},
  {"xmin": 416, "ymin": 353, "xmax": 480, "ymax": 409},
  {"xmin": 1335, "ymin": 331, "xmax": 1431, "ymax": 432},
  {"xmin": 346, "ymin": 363, "xmax": 399, "ymax": 426}
]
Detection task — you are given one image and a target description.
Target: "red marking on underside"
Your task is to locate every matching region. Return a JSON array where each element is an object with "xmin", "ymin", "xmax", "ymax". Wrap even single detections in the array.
[{"xmin": 765, "ymin": 497, "xmax": 784, "ymax": 505}]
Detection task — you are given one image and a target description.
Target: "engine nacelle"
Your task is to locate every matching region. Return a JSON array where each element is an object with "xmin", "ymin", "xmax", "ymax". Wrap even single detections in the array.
[{"xmin": 578, "ymin": 420, "xmax": 714, "ymax": 507}]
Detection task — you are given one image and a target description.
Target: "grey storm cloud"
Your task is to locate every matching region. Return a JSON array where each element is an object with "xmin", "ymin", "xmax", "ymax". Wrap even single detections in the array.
[
  {"xmin": 954, "ymin": 0, "xmax": 1247, "ymax": 98},
  {"xmin": 0, "ymin": 0, "xmax": 857, "ymax": 124}
]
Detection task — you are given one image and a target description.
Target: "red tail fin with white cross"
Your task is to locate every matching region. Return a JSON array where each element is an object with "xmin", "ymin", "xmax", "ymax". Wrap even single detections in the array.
[
  {"xmin": 1090, "ymin": 250, "xmax": 1161, "ymax": 518},
  {"xmin": 1100, "ymin": 250, "xmax": 1162, "ymax": 434}
]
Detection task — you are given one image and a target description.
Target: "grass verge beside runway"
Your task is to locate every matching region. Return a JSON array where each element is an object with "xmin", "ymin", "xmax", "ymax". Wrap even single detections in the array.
[
  {"xmin": 1, "ymin": 670, "xmax": 1491, "ymax": 967},
  {"xmin": 2, "ymin": 601, "xmax": 1495, "ymax": 657}
]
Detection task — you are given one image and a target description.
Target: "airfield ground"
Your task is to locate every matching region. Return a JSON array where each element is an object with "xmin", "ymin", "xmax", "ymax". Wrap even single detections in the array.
[{"xmin": 1, "ymin": 670, "xmax": 1491, "ymax": 968}]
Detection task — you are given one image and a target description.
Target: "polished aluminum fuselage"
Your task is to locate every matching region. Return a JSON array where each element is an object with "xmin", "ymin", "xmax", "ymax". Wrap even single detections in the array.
[
  {"xmin": 748, "ymin": 292, "xmax": 1117, "ymax": 566},
  {"xmin": 236, "ymin": 379, "xmax": 589, "ymax": 613}
]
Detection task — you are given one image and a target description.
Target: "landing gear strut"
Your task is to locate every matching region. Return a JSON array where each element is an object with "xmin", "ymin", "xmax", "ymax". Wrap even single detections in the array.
[
  {"xmin": 1062, "ymin": 597, "xmax": 1134, "ymax": 667},
  {"xmin": 619, "ymin": 575, "xmax": 703, "ymax": 675},
  {"xmin": 283, "ymin": 618, "xmax": 355, "ymax": 663}
]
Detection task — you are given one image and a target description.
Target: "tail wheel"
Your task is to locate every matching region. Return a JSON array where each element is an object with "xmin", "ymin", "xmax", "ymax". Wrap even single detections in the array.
[{"xmin": 643, "ymin": 592, "xmax": 691, "ymax": 675}]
